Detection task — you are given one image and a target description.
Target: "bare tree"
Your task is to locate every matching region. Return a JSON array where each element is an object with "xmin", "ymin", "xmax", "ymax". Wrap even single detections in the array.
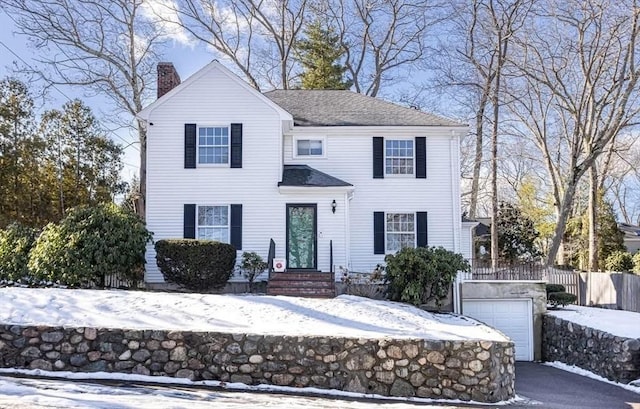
[
  {"xmin": 164, "ymin": 0, "xmax": 308, "ymax": 90},
  {"xmin": 423, "ymin": 0, "xmax": 532, "ymax": 224},
  {"xmin": 600, "ymin": 136, "xmax": 640, "ymax": 225},
  {"xmin": 323, "ymin": 0, "xmax": 444, "ymax": 97},
  {"xmin": 510, "ymin": 0, "xmax": 640, "ymax": 266},
  {"xmin": 2, "ymin": 0, "xmax": 174, "ymax": 219}
]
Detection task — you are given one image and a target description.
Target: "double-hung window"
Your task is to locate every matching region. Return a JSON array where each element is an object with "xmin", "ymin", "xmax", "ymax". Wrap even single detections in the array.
[
  {"xmin": 385, "ymin": 139, "xmax": 414, "ymax": 175},
  {"xmin": 198, "ymin": 126, "xmax": 229, "ymax": 164},
  {"xmin": 386, "ymin": 213, "xmax": 415, "ymax": 252},
  {"xmin": 197, "ymin": 205, "xmax": 229, "ymax": 242}
]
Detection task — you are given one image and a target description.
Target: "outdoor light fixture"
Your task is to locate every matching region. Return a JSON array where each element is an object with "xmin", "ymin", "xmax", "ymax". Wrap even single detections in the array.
[{"xmin": 331, "ymin": 200, "xmax": 337, "ymax": 214}]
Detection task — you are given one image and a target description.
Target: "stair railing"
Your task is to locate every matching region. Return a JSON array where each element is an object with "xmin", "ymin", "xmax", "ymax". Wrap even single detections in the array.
[
  {"xmin": 329, "ymin": 239, "xmax": 334, "ymax": 283},
  {"xmin": 267, "ymin": 238, "xmax": 276, "ymax": 280}
]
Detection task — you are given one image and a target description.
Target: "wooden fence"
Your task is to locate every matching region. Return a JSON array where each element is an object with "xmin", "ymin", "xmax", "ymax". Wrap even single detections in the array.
[
  {"xmin": 547, "ymin": 270, "xmax": 580, "ymax": 303},
  {"xmin": 470, "ymin": 259, "xmax": 549, "ymax": 281},
  {"xmin": 576, "ymin": 272, "xmax": 640, "ymax": 313}
]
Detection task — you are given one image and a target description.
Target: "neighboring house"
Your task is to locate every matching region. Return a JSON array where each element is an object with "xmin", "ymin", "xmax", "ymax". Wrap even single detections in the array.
[
  {"xmin": 137, "ymin": 61, "xmax": 473, "ymax": 292},
  {"xmin": 619, "ymin": 223, "xmax": 640, "ymax": 254}
]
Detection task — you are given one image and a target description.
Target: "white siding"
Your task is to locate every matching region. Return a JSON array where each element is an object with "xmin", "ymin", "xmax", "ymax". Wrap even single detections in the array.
[
  {"xmin": 461, "ymin": 223, "xmax": 476, "ymax": 261},
  {"xmin": 146, "ymin": 66, "xmax": 283, "ymax": 282},
  {"xmin": 284, "ymin": 127, "xmax": 463, "ymax": 273},
  {"xmin": 143, "ymin": 64, "xmax": 464, "ymax": 283},
  {"xmin": 144, "ymin": 66, "xmax": 348, "ymax": 283}
]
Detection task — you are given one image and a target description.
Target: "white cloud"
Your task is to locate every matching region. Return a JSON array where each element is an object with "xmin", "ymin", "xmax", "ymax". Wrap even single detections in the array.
[{"xmin": 141, "ymin": 0, "xmax": 195, "ymax": 47}]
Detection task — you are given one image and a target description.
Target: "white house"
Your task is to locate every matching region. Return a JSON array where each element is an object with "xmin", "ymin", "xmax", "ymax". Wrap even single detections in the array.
[{"xmin": 137, "ymin": 61, "xmax": 474, "ymax": 293}]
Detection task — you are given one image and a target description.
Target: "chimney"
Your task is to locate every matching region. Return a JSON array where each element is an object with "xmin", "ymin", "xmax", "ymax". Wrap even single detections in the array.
[{"xmin": 157, "ymin": 62, "xmax": 181, "ymax": 99}]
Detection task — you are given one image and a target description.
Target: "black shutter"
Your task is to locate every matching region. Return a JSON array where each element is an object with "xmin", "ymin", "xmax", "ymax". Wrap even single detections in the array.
[
  {"xmin": 230, "ymin": 204, "xmax": 242, "ymax": 249},
  {"xmin": 230, "ymin": 123, "xmax": 243, "ymax": 168},
  {"xmin": 374, "ymin": 211, "xmax": 385, "ymax": 254},
  {"xmin": 184, "ymin": 124, "xmax": 197, "ymax": 169},
  {"xmin": 184, "ymin": 204, "xmax": 196, "ymax": 239},
  {"xmin": 415, "ymin": 137, "xmax": 426, "ymax": 179},
  {"xmin": 373, "ymin": 137, "xmax": 384, "ymax": 178},
  {"xmin": 417, "ymin": 212, "xmax": 428, "ymax": 247}
]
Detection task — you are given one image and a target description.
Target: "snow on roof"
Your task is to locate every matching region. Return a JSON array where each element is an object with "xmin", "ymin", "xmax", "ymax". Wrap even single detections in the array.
[
  {"xmin": 547, "ymin": 305, "xmax": 640, "ymax": 339},
  {"xmin": 0, "ymin": 288, "xmax": 507, "ymax": 342}
]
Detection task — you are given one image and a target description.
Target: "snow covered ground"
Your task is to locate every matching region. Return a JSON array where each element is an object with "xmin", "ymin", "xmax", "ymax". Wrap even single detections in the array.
[
  {"xmin": 0, "ymin": 370, "xmax": 503, "ymax": 409},
  {"xmin": 0, "ymin": 287, "xmax": 507, "ymax": 341},
  {"xmin": 546, "ymin": 305, "xmax": 640, "ymax": 339}
]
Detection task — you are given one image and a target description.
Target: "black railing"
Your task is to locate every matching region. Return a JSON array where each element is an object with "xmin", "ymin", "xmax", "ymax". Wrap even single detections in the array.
[
  {"xmin": 329, "ymin": 239, "xmax": 334, "ymax": 282},
  {"xmin": 267, "ymin": 238, "xmax": 276, "ymax": 280}
]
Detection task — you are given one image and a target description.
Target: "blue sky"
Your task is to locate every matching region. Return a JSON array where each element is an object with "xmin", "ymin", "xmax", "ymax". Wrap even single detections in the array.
[{"xmin": 0, "ymin": 10, "xmax": 216, "ymax": 183}]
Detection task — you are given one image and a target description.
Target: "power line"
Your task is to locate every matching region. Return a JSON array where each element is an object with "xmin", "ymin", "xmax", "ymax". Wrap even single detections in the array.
[{"xmin": 0, "ymin": 39, "xmax": 141, "ymax": 152}]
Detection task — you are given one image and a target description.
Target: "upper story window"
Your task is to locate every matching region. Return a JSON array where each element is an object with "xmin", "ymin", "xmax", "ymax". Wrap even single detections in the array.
[
  {"xmin": 294, "ymin": 136, "xmax": 326, "ymax": 158},
  {"xmin": 197, "ymin": 205, "xmax": 229, "ymax": 242},
  {"xmin": 385, "ymin": 139, "xmax": 414, "ymax": 175},
  {"xmin": 386, "ymin": 213, "xmax": 415, "ymax": 252},
  {"xmin": 198, "ymin": 126, "xmax": 229, "ymax": 164}
]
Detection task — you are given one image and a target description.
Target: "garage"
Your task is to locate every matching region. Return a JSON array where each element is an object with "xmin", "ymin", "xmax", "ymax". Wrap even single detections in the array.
[{"xmin": 463, "ymin": 299, "xmax": 533, "ymax": 361}]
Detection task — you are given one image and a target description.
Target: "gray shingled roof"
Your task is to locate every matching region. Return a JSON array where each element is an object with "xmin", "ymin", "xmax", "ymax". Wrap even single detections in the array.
[
  {"xmin": 279, "ymin": 165, "xmax": 352, "ymax": 187},
  {"xmin": 264, "ymin": 90, "xmax": 463, "ymax": 127}
]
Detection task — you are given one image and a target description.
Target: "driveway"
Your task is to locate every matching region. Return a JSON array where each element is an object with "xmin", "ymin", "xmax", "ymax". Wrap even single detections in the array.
[{"xmin": 512, "ymin": 362, "xmax": 640, "ymax": 409}]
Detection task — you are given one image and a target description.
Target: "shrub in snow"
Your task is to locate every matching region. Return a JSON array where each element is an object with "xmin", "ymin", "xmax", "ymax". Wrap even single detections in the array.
[
  {"xmin": 0, "ymin": 223, "xmax": 37, "ymax": 282},
  {"xmin": 155, "ymin": 239, "xmax": 236, "ymax": 291},
  {"xmin": 238, "ymin": 251, "xmax": 267, "ymax": 293},
  {"xmin": 384, "ymin": 246, "xmax": 469, "ymax": 310},
  {"xmin": 548, "ymin": 292, "xmax": 577, "ymax": 308},
  {"xmin": 28, "ymin": 204, "xmax": 152, "ymax": 287},
  {"xmin": 545, "ymin": 283, "xmax": 577, "ymax": 309},
  {"xmin": 604, "ymin": 251, "xmax": 633, "ymax": 272}
]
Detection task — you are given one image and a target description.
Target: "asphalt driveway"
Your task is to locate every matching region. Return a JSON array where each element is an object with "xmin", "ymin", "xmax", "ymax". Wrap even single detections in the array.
[{"xmin": 511, "ymin": 362, "xmax": 640, "ymax": 409}]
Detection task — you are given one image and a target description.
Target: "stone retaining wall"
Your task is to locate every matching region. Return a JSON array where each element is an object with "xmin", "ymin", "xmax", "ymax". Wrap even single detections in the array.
[
  {"xmin": 0, "ymin": 325, "xmax": 514, "ymax": 403},
  {"xmin": 543, "ymin": 315, "xmax": 640, "ymax": 383}
]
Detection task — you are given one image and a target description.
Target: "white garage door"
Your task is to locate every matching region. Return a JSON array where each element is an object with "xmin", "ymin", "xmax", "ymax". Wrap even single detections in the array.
[{"xmin": 462, "ymin": 299, "xmax": 533, "ymax": 361}]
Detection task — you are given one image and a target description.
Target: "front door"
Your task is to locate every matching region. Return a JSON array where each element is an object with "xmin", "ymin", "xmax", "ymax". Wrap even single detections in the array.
[{"xmin": 286, "ymin": 204, "xmax": 317, "ymax": 270}]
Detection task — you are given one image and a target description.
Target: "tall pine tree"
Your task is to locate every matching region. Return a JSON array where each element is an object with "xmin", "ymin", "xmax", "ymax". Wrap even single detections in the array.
[{"xmin": 296, "ymin": 21, "xmax": 352, "ymax": 90}]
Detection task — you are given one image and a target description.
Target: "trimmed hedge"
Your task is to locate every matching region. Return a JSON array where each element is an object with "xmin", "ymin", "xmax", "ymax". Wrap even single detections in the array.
[
  {"xmin": 545, "ymin": 284, "xmax": 566, "ymax": 294},
  {"xmin": 155, "ymin": 239, "xmax": 236, "ymax": 291},
  {"xmin": 545, "ymin": 283, "xmax": 577, "ymax": 309},
  {"xmin": 548, "ymin": 292, "xmax": 577, "ymax": 308}
]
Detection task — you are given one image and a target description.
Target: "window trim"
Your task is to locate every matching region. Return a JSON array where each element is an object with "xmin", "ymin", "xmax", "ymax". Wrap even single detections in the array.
[
  {"xmin": 197, "ymin": 125, "xmax": 230, "ymax": 166},
  {"xmin": 385, "ymin": 212, "xmax": 416, "ymax": 253},
  {"xmin": 196, "ymin": 204, "xmax": 230, "ymax": 243},
  {"xmin": 293, "ymin": 135, "xmax": 327, "ymax": 159},
  {"xmin": 384, "ymin": 138, "xmax": 415, "ymax": 177}
]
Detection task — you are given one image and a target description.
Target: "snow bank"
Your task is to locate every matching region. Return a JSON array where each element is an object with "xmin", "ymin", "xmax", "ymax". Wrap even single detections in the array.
[{"xmin": 0, "ymin": 288, "xmax": 508, "ymax": 341}]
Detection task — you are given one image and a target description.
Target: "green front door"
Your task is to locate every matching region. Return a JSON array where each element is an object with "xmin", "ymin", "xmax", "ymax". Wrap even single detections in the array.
[{"xmin": 286, "ymin": 204, "xmax": 317, "ymax": 270}]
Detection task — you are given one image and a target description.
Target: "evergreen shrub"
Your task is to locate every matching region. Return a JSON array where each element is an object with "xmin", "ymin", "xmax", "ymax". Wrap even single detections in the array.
[{"xmin": 155, "ymin": 239, "xmax": 236, "ymax": 291}]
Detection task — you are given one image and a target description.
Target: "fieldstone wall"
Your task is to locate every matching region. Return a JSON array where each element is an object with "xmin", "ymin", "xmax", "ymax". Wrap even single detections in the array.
[
  {"xmin": 543, "ymin": 315, "xmax": 640, "ymax": 383},
  {"xmin": 0, "ymin": 325, "xmax": 515, "ymax": 403}
]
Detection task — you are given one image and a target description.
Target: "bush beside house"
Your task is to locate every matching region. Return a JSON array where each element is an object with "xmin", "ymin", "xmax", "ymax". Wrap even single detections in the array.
[
  {"xmin": 384, "ymin": 246, "xmax": 469, "ymax": 310},
  {"xmin": 155, "ymin": 239, "xmax": 236, "ymax": 291},
  {"xmin": 28, "ymin": 204, "xmax": 152, "ymax": 287},
  {"xmin": 0, "ymin": 204, "xmax": 151, "ymax": 288}
]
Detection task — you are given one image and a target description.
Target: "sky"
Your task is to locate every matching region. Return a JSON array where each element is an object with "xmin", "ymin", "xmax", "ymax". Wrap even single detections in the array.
[{"xmin": 0, "ymin": 9, "xmax": 214, "ymax": 184}]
